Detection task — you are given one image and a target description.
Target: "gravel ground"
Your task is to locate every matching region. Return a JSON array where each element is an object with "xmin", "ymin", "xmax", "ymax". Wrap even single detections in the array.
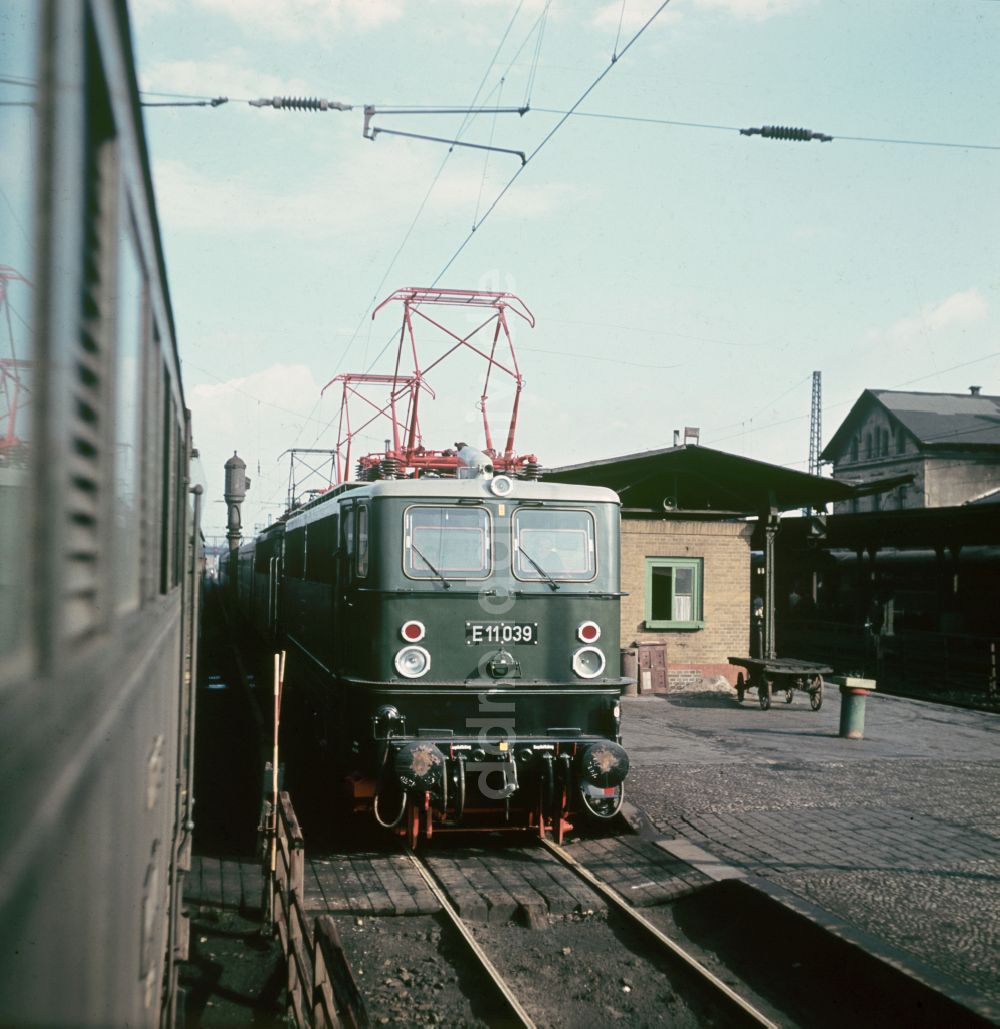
[
  {"xmin": 180, "ymin": 906, "xmax": 286, "ymax": 1026},
  {"xmin": 335, "ymin": 907, "xmax": 729, "ymax": 1028}
]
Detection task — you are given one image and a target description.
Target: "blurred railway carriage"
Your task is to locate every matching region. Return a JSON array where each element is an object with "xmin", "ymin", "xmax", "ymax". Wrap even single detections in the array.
[
  {"xmin": 223, "ymin": 290, "xmax": 632, "ymax": 843},
  {"xmin": 1, "ymin": 3, "xmax": 201, "ymax": 1025}
]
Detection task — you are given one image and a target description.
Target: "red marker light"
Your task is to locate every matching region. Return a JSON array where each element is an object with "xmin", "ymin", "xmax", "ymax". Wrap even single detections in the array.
[
  {"xmin": 577, "ymin": 621, "xmax": 601, "ymax": 644},
  {"xmin": 401, "ymin": 620, "xmax": 426, "ymax": 642}
]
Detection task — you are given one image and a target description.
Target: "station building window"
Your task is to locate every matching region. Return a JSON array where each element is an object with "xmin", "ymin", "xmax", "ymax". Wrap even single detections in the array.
[{"xmin": 644, "ymin": 558, "xmax": 703, "ymax": 629}]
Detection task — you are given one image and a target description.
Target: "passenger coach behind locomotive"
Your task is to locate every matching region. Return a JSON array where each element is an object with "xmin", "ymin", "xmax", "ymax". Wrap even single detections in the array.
[{"xmin": 253, "ymin": 448, "xmax": 630, "ymax": 842}]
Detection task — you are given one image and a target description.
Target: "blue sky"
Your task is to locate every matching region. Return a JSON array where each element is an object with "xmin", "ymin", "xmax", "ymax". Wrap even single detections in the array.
[{"xmin": 130, "ymin": 0, "xmax": 1000, "ymax": 538}]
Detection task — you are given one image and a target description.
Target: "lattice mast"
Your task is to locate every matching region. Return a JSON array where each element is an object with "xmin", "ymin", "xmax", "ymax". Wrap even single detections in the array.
[
  {"xmin": 808, "ymin": 370, "xmax": 822, "ymax": 476},
  {"xmin": 0, "ymin": 266, "xmax": 32, "ymax": 458},
  {"xmin": 321, "ymin": 288, "xmax": 540, "ymax": 484}
]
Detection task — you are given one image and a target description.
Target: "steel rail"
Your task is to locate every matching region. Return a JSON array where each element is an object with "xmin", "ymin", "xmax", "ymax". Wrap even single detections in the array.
[
  {"xmin": 540, "ymin": 839, "xmax": 778, "ymax": 1029},
  {"xmin": 406, "ymin": 851, "xmax": 536, "ymax": 1029}
]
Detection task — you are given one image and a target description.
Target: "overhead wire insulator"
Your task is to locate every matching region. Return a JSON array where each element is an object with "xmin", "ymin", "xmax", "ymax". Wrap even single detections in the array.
[
  {"xmin": 249, "ymin": 96, "xmax": 353, "ymax": 111},
  {"xmin": 740, "ymin": 125, "xmax": 833, "ymax": 143}
]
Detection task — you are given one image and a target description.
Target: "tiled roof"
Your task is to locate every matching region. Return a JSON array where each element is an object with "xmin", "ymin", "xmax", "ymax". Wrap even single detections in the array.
[
  {"xmin": 874, "ymin": 389, "xmax": 1000, "ymax": 447},
  {"xmin": 823, "ymin": 389, "xmax": 1000, "ymax": 459}
]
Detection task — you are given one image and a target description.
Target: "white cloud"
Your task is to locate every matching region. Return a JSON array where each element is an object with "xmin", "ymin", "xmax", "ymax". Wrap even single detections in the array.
[
  {"xmin": 591, "ymin": 0, "xmax": 803, "ymax": 30},
  {"xmin": 152, "ymin": 141, "xmax": 583, "ymax": 240},
  {"xmin": 190, "ymin": 363, "xmax": 337, "ymax": 534},
  {"xmin": 193, "ymin": 0, "xmax": 404, "ymax": 38},
  {"xmin": 140, "ymin": 56, "xmax": 313, "ymax": 102},
  {"xmin": 693, "ymin": 0, "xmax": 807, "ymax": 18},
  {"xmin": 591, "ymin": 1, "xmax": 682, "ymax": 31},
  {"xmin": 874, "ymin": 289, "xmax": 989, "ymax": 346}
]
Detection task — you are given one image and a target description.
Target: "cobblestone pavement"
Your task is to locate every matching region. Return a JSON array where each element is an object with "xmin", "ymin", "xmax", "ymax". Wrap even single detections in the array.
[{"xmin": 621, "ymin": 687, "xmax": 1000, "ymax": 1018}]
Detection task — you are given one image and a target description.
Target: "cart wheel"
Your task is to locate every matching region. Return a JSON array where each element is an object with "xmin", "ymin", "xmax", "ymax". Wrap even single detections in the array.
[
  {"xmin": 810, "ymin": 675, "xmax": 824, "ymax": 711},
  {"xmin": 785, "ymin": 688, "xmax": 795, "ymax": 704},
  {"xmin": 758, "ymin": 678, "xmax": 772, "ymax": 711},
  {"xmin": 736, "ymin": 673, "xmax": 745, "ymax": 704}
]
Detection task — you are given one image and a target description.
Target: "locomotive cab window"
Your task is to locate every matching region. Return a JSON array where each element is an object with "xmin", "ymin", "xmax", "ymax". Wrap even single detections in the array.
[
  {"xmin": 512, "ymin": 508, "xmax": 596, "ymax": 582},
  {"xmin": 404, "ymin": 506, "xmax": 491, "ymax": 580},
  {"xmin": 342, "ymin": 505, "xmax": 354, "ymax": 561},
  {"xmin": 645, "ymin": 557, "xmax": 703, "ymax": 629}
]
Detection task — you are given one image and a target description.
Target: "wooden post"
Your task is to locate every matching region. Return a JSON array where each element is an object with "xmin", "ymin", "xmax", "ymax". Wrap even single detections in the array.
[{"xmin": 760, "ymin": 498, "xmax": 780, "ymax": 661}]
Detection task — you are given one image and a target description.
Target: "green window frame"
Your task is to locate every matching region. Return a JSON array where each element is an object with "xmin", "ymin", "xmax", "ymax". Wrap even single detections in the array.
[{"xmin": 645, "ymin": 558, "xmax": 703, "ymax": 630}]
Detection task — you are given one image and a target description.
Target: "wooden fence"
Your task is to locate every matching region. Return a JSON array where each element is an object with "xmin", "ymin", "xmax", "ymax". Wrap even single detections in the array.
[{"xmin": 270, "ymin": 792, "xmax": 368, "ymax": 1028}]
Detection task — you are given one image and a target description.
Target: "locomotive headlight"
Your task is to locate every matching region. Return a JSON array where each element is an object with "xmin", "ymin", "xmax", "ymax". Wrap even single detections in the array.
[
  {"xmin": 572, "ymin": 646, "xmax": 606, "ymax": 679},
  {"xmin": 489, "ymin": 475, "xmax": 514, "ymax": 497},
  {"xmin": 394, "ymin": 645, "xmax": 431, "ymax": 678}
]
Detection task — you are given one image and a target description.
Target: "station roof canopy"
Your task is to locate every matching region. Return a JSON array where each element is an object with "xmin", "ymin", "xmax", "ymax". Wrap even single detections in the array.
[{"xmin": 543, "ymin": 444, "xmax": 909, "ymax": 515}]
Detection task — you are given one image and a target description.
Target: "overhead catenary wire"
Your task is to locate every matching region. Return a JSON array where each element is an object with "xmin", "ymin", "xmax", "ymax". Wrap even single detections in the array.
[
  {"xmin": 307, "ymin": 2, "xmax": 544, "ymax": 389},
  {"xmin": 141, "ymin": 96, "xmax": 228, "ymax": 108},
  {"xmin": 348, "ymin": 0, "xmax": 675, "ymax": 424},
  {"xmin": 531, "ymin": 107, "xmax": 1000, "ymax": 151},
  {"xmin": 522, "ymin": 0, "xmax": 551, "ymax": 108},
  {"xmin": 283, "ymin": 0, "xmax": 542, "ymax": 490},
  {"xmin": 149, "ymin": 8, "xmax": 997, "ymax": 508},
  {"xmin": 356, "ymin": 0, "xmax": 677, "ymax": 383},
  {"xmin": 705, "ymin": 349, "xmax": 1000, "ymax": 462}
]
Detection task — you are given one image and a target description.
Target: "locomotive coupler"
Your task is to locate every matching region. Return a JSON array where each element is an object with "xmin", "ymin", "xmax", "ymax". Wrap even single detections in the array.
[
  {"xmin": 468, "ymin": 748, "xmax": 519, "ymax": 801},
  {"xmin": 486, "ymin": 649, "xmax": 521, "ymax": 679}
]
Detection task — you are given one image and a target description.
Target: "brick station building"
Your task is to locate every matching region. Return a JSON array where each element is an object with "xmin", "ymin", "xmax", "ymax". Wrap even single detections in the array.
[{"xmin": 545, "ymin": 444, "xmax": 903, "ymax": 691}]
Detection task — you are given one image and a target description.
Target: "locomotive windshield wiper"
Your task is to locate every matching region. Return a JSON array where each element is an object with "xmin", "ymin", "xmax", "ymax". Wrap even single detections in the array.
[
  {"xmin": 517, "ymin": 545, "xmax": 560, "ymax": 591},
  {"xmin": 410, "ymin": 543, "xmax": 452, "ymax": 589}
]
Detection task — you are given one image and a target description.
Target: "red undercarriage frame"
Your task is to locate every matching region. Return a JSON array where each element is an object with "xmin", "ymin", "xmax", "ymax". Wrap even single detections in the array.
[
  {"xmin": 347, "ymin": 772, "xmax": 576, "ymax": 847},
  {"xmin": 345, "ymin": 737, "xmax": 626, "ymax": 846},
  {"xmin": 321, "ymin": 288, "xmax": 539, "ymax": 483}
]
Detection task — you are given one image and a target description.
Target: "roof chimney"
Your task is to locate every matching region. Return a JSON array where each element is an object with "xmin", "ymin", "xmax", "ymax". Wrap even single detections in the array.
[
  {"xmin": 969, "ymin": 385, "xmax": 982, "ymax": 395},
  {"xmin": 673, "ymin": 429, "xmax": 680, "ymax": 447}
]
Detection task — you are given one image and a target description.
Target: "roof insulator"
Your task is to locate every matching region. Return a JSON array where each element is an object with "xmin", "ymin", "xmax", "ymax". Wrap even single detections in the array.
[
  {"xmin": 249, "ymin": 96, "xmax": 353, "ymax": 112},
  {"xmin": 740, "ymin": 125, "xmax": 833, "ymax": 143}
]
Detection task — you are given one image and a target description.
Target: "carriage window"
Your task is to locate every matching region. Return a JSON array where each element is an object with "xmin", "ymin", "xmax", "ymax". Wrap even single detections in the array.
[
  {"xmin": 645, "ymin": 558, "xmax": 703, "ymax": 629},
  {"xmin": 0, "ymin": 5, "xmax": 39, "ymax": 657},
  {"xmin": 404, "ymin": 506, "xmax": 490, "ymax": 580},
  {"xmin": 285, "ymin": 527, "xmax": 305, "ymax": 578},
  {"xmin": 306, "ymin": 512, "xmax": 337, "ymax": 583},
  {"xmin": 112, "ymin": 213, "xmax": 145, "ymax": 613},
  {"xmin": 357, "ymin": 506, "xmax": 369, "ymax": 577},
  {"xmin": 512, "ymin": 509, "xmax": 596, "ymax": 582}
]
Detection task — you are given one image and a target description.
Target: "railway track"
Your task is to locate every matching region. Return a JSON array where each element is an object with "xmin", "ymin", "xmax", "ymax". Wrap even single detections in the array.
[{"xmin": 399, "ymin": 840, "xmax": 779, "ymax": 1029}]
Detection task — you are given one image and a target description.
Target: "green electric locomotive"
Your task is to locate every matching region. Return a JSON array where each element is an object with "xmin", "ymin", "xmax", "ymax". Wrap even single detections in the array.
[
  {"xmin": 236, "ymin": 462, "xmax": 630, "ymax": 844},
  {"xmin": 229, "ymin": 287, "xmax": 631, "ymax": 843}
]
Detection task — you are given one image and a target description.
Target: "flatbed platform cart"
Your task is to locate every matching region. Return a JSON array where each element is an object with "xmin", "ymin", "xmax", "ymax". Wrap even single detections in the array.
[{"xmin": 728, "ymin": 656, "xmax": 833, "ymax": 711}]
